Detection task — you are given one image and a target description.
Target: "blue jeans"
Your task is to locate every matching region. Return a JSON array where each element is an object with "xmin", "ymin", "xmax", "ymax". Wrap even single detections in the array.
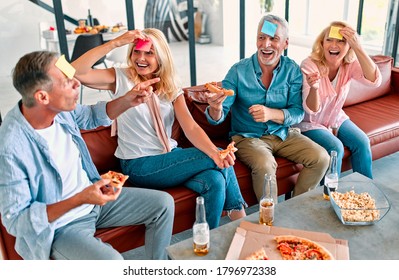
[
  {"xmin": 302, "ymin": 119, "xmax": 373, "ymax": 179},
  {"xmin": 120, "ymin": 147, "xmax": 246, "ymax": 229},
  {"xmin": 51, "ymin": 187, "xmax": 174, "ymax": 260}
]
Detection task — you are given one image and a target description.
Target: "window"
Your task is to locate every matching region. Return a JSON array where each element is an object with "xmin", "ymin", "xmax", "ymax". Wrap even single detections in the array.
[{"xmin": 269, "ymin": 0, "xmax": 390, "ymax": 63}]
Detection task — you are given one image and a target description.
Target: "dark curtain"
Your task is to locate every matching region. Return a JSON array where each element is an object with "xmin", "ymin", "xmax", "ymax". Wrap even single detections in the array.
[{"xmin": 144, "ymin": 0, "xmax": 197, "ymax": 42}]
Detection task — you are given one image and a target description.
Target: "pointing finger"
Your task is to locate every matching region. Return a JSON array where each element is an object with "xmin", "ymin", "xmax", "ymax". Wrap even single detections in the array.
[{"xmin": 137, "ymin": 77, "xmax": 160, "ymax": 90}]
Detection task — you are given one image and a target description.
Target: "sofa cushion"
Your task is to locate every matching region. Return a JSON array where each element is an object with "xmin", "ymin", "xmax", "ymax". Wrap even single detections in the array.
[
  {"xmin": 344, "ymin": 93, "xmax": 399, "ymax": 147},
  {"xmin": 344, "ymin": 55, "xmax": 393, "ymax": 107},
  {"xmin": 80, "ymin": 126, "xmax": 120, "ymax": 174}
]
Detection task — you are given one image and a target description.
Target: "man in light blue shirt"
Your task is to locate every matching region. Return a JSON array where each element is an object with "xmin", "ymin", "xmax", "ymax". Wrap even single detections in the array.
[
  {"xmin": 206, "ymin": 14, "xmax": 329, "ymax": 201},
  {"xmin": 0, "ymin": 51, "xmax": 174, "ymax": 259}
]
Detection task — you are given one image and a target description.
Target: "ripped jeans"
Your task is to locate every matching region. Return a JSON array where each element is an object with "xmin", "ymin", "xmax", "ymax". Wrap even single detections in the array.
[{"xmin": 120, "ymin": 147, "xmax": 246, "ymax": 229}]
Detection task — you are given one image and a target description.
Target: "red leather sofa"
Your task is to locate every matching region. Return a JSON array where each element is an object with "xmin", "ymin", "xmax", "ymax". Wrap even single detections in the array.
[{"xmin": 1, "ymin": 56, "xmax": 398, "ymax": 259}]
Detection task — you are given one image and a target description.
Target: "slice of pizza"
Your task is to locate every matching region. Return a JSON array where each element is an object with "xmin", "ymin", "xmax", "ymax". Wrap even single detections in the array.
[
  {"xmin": 275, "ymin": 235, "xmax": 334, "ymax": 260},
  {"xmin": 219, "ymin": 141, "xmax": 238, "ymax": 159},
  {"xmin": 204, "ymin": 82, "xmax": 234, "ymax": 96},
  {"xmin": 101, "ymin": 170, "xmax": 129, "ymax": 189},
  {"xmin": 244, "ymin": 247, "xmax": 269, "ymax": 260}
]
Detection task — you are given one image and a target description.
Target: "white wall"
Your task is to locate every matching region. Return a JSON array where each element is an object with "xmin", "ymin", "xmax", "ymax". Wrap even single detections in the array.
[
  {"xmin": 0, "ymin": 1, "xmax": 53, "ymax": 77},
  {"xmin": 0, "ymin": 1, "xmax": 333, "ymax": 78},
  {"xmin": 0, "ymin": 0, "xmax": 147, "ymax": 77},
  {"xmin": 0, "ymin": 0, "xmax": 228, "ymax": 77},
  {"xmin": 0, "ymin": 0, "xmax": 388, "ymax": 79}
]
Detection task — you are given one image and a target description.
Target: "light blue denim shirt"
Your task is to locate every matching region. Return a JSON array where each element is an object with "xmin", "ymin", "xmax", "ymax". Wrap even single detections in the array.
[
  {"xmin": 205, "ymin": 53, "xmax": 304, "ymax": 141},
  {"xmin": 0, "ymin": 101, "xmax": 112, "ymax": 259}
]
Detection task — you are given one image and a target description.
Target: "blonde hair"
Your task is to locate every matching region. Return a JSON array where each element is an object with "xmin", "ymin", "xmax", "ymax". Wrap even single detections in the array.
[
  {"xmin": 126, "ymin": 28, "xmax": 181, "ymax": 101},
  {"xmin": 309, "ymin": 21, "xmax": 356, "ymax": 76}
]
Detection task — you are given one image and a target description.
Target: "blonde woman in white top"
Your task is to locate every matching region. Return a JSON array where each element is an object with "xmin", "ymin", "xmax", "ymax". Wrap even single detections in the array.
[{"xmin": 72, "ymin": 28, "xmax": 246, "ymax": 229}]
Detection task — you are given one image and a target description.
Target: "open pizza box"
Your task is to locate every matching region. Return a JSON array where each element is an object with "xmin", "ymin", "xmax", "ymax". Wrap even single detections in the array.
[{"xmin": 225, "ymin": 221, "xmax": 349, "ymax": 260}]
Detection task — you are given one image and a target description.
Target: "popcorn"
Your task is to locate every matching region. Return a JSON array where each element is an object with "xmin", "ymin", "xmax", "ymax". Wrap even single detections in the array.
[{"xmin": 331, "ymin": 190, "xmax": 380, "ymax": 222}]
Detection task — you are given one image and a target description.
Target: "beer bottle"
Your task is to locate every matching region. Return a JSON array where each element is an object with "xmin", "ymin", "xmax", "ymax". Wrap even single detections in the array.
[
  {"xmin": 259, "ymin": 174, "xmax": 275, "ymax": 226},
  {"xmin": 193, "ymin": 196, "xmax": 209, "ymax": 256},
  {"xmin": 323, "ymin": 150, "xmax": 339, "ymax": 200},
  {"xmin": 87, "ymin": 9, "xmax": 93, "ymax": 27}
]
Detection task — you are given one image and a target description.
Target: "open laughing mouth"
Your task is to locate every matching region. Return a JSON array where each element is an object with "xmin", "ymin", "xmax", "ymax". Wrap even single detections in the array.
[
  {"xmin": 261, "ymin": 49, "xmax": 274, "ymax": 57},
  {"xmin": 329, "ymin": 50, "xmax": 340, "ymax": 56},
  {"xmin": 136, "ymin": 62, "xmax": 149, "ymax": 69}
]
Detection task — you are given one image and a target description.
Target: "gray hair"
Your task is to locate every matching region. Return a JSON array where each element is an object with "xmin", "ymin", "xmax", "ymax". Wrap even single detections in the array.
[
  {"xmin": 12, "ymin": 51, "xmax": 57, "ymax": 108},
  {"xmin": 258, "ymin": 14, "xmax": 289, "ymax": 39}
]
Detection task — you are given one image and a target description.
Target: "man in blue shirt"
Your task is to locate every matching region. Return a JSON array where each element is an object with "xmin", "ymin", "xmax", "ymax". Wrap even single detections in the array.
[
  {"xmin": 0, "ymin": 51, "xmax": 174, "ymax": 259},
  {"xmin": 206, "ymin": 14, "xmax": 329, "ymax": 202}
]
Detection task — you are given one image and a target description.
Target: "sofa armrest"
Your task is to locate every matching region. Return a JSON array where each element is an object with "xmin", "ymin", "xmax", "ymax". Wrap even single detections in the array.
[
  {"xmin": 391, "ymin": 67, "xmax": 399, "ymax": 93},
  {"xmin": 0, "ymin": 230, "xmax": 7, "ymax": 260},
  {"xmin": 80, "ymin": 126, "xmax": 120, "ymax": 174}
]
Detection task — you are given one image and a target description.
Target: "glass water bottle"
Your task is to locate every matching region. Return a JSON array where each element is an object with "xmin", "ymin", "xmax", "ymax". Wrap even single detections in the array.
[
  {"xmin": 323, "ymin": 150, "xmax": 339, "ymax": 200},
  {"xmin": 193, "ymin": 196, "xmax": 209, "ymax": 256},
  {"xmin": 259, "ymin": 174, "xmax": 275, "ymax": 226}
]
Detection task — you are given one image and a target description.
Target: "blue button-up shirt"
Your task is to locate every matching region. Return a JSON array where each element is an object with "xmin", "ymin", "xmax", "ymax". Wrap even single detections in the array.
[
  {"xmin": 206, "ymin": 53, "xmax": 304, "ymax": 141},
  {"xmin": 0, "ymin": 101, "xmax": 112, "ymax": 259}
]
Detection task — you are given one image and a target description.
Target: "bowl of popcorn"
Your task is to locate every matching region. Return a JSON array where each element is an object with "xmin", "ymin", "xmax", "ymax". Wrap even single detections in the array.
[{"xmin": 327, "ymin": 181, "xmax": 391, "ymax": 225}]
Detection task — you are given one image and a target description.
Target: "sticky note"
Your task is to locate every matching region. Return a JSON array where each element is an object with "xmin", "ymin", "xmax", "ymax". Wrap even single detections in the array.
[
  {"xmin": 55, "ymin": 55, "xmax": 76, "ymax": 79},
  {"xmin": 329, "ymin": 26, "xmax": 343, "ymax": 40},
  {"xmin": 135, "ymin": 39, "xmax": 152, "ymax": 52},
  {"xmin": 261, "ymin": 20, "xmax": 278, "ymax": 37}
]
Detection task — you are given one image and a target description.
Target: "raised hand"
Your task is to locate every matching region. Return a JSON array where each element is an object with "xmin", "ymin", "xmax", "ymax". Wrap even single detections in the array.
[
  {"xmin": 206, "ymin": 91, "xmax": 226, "ymax": 112},
  {"xmin": 114, "ymin": 29, "xmax": 147, "ymax": 47},
  {"xmin": 339, "ymin": 26, "xmax": 360, "ymax": 49},
  {"xmin": 304, "ymin": 72, "xmax": 320, "ymax": 90}
]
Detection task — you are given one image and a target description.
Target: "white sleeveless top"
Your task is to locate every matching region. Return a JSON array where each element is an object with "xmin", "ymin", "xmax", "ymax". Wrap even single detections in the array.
[{"xmin": 110, "ymin": 67, "xmax": 182, "ymax": 159}]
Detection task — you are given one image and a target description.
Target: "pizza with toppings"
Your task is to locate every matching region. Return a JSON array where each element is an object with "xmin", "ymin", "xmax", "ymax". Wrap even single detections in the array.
[
  {"xmin": 219, "ymin": 141, "xmax": 238, "ymax": 159},
  {"xmin": 275, "ymin": 235, "xmax": 334, "ymax": 260},
  {"xmin": 101, "ymin": 170, "xmax": 129, "ymax": 189},
  {"xmin": 244, "ymin": 247, "xmax": 269, "ymax": 260}
]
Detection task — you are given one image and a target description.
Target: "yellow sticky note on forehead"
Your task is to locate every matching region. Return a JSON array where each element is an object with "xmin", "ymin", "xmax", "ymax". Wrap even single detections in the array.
[
  {"xmin": 55, "ymin": 55, "xmax": 76, "ymax": 79},
  {"xmin": 329, "ymin": 26, "xmax": 343, "ymax": 40}
]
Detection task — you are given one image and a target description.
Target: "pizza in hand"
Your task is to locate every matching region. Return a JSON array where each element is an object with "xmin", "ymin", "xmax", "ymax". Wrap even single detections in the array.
[
  {"xmin": 219, "ymin": 141, "xmax": 238, "ymax": 159},
  {"xmin": 101, "ymin": 171, "xmax": 129, "ymax": 189},
  {"xmin": 275, "ymin": 235, "xmax": 334, "ymax": 260},
  {"xmin": 244, "ymin": 247, "xmax": 269, "ymax": 260},
  {"xmin": 205, "ymin": 82, "xmax": 234, "ymax": 96}
]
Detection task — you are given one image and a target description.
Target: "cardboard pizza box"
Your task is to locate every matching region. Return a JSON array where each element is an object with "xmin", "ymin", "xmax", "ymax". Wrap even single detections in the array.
[{"xmin": 225, "ymin": 221, "xmax": 349, "ymax": 260}]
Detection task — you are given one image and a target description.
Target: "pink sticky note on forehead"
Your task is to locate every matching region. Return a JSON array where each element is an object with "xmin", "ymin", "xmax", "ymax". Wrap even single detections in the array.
[{"xmin": 135, "ymin": 39, "xmax": 152, "ymax": 52}]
